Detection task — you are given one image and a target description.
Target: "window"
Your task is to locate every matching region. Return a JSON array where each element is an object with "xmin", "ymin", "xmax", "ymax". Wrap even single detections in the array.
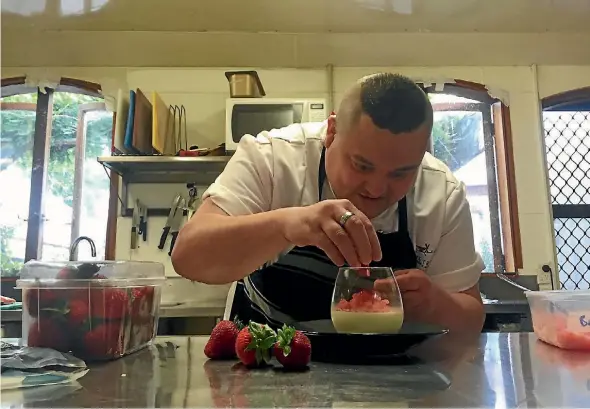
[
  {"xmin": 0, "ymin": 78, "xmax": 114, "ymax": 277},
  {"xmin": 542, "ymin": 87, "xmax": 590, "ymax": 290},
  {"xmin": 424, "ymin": 81, "xmax": 521, "ymax": 273}
]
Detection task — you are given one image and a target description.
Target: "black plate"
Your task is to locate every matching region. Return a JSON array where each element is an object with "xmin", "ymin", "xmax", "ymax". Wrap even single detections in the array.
[{"xmin": 294, "ymin": 319, "xmax": 449, "ymax": 364}]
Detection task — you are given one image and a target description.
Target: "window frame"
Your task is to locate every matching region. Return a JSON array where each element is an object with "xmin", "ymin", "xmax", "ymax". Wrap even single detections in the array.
[
  {"xmin": 422, "ymin": 80, "xmax": 522, "ymax": 273},
  {"xmin": 0, "ymin": 76, "xmax": 118, "ymax": 266}
]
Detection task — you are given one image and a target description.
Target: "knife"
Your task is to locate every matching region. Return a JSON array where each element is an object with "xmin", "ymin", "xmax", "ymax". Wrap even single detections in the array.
[
  {"xmin": 158, "ymin": 195, "xmax": 182, "ymax": 250},
  {"xmin": 137, "ymin": 201, "xmax": 148, "ymax": 242},
  {"xmin": 131, "ymin": 202, "xmax": 140, "ymax": 250},
  {"xmin": 168, "ymin": 197, "xmax": 186, "ymax": 256}
]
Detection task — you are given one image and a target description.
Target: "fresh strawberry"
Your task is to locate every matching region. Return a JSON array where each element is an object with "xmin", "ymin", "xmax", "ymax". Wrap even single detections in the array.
[
  {"xmin": 130, "ymin": 286, "xmax": 155, "ymax": 319},
  {"xmin": 84, "ymin": 322, "xmax": 124, "ymax": 358},
  {"xmin": 204, "ymin": 318, "xmax": 244, "ymax": 359},
  {"xmin": 67, "ymin": 299, "xmax": 89, "ymax": 326},
  {"xmin": 24, "ymin": 288, "xmax": 61, "ymax": 318},
  {"xmin": 273, "ymin": 324, "xmax": 311, "ymax": 369},
  {"xmin": 56, "ymin": 267, "xmax": 78, "ymax": 280},
  {"xmin": 28, "ymin": 319, "xmax": 70, "ymax": 352},
  {"xmin": 235, "ymin": 322, "xmax": 277, "ymax": 367},
  {"xmin": 90, "ymin": 287, "xmax": 129, "ymax": 319}
]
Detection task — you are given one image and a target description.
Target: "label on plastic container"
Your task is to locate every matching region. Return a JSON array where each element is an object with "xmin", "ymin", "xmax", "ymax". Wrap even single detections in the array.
[{"xmin": 566, "ymin": 312, "xmax": 590, "ymax": 332}]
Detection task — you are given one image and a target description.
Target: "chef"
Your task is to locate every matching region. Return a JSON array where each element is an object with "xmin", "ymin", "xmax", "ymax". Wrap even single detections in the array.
[{"xmin": 172, "ymin": 72, "xmax": 485, "ymax": 333}]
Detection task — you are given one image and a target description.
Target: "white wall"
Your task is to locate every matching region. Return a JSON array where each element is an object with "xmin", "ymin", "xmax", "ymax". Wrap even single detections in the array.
[{"xmin": 3, "ymin": 64, "xmax": 589, "ymax": 304}]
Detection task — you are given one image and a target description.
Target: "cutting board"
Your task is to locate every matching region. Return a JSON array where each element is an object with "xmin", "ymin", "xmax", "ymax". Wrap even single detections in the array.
[
  {"xmin": 132, "ymin": 88, "xmax": 153, "ymax": 154},
  {"xmin": 124, "ymin": 90, "xmax": 138, "ymax": 153},
  {"xmin": 114, "ymin": 89, "xmax": 130, "ymax": 154},
  {"xmin": 152, "ymin": 91, "xmax": 175, "ymax": 155}
]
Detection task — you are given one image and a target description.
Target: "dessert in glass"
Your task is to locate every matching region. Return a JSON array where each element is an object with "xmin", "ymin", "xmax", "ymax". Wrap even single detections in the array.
[{"xmin": 331, "ymin": 267, "xmax": 404, "ymax": 334}]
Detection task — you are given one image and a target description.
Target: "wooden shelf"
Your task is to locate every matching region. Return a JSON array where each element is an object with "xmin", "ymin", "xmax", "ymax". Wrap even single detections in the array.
[{"xmin": 97, "ymin": 155, "xmax": 232, "ymax": 216}]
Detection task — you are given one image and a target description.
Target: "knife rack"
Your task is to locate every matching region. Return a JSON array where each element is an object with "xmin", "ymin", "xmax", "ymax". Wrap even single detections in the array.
[{"xmin": 98, "ymin": 155, "xmax": 231, "ymax": 217}]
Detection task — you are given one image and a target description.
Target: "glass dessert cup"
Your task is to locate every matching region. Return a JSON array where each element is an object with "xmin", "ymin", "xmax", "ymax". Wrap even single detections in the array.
[{"xmin": 331, "ymin": 267, "xmax": 404, "ymax": 334}]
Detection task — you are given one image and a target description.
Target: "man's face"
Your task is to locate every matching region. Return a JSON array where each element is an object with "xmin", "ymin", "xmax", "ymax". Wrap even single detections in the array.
[{"xmin": 324, "ymin": 113, "xmax": 430, "ymax": 219}]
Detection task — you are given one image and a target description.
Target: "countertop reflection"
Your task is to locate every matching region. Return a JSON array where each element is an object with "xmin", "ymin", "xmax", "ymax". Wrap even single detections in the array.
[{"xmin": 4, "ymin": 333, "xmax": 590, "ymax": 408}]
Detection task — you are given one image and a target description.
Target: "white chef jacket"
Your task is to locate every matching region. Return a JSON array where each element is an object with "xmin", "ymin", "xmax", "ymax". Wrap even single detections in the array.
[{"xmin": 203, "ymin": 121, "xmax": 484, "ymax": 293}]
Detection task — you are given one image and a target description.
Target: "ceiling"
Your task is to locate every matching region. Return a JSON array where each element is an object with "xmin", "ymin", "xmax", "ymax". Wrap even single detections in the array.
[{"xmin": 2, "ymin": 0, "xmax": 590, "ymax": 33}]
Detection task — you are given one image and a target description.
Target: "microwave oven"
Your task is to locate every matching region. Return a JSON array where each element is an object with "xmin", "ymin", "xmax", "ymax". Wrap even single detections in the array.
[{"xmin": 225, "ymin": 98, "xmax": 328, "ymax": 151}]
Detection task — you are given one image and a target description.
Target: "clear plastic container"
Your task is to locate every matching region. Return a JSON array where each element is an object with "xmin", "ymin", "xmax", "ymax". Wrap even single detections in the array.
[
  {"xmin": 525, "ymin": 290, "xmax": 590, "ymax": 351},
  {"xmin": 16, "ymin": 260, "xmax": 166, "ymax": 361}
]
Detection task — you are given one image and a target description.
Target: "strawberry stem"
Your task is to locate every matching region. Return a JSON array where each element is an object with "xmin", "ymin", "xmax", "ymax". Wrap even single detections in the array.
[
  {"xmin": 276, "ymin": 324, "xmax": 296, "ymax": 357},
  {"xmin": 232, "ymin": 315, "xmax": 245, "ymax": 331},
  {"xmin": 244, "ymin": 322, "xmax": 277, "ymax": 364}
]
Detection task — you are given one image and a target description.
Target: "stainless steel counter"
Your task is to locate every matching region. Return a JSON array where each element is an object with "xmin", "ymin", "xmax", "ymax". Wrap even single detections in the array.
[{"xmin": 3, "ymin": 332, "xmax": 589, "ymax": 408}]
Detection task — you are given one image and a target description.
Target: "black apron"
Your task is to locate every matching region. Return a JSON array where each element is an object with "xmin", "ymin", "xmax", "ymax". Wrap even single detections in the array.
[{"xmin": 229, "ymin": 147, "xmax": 418, "ymax": 329}]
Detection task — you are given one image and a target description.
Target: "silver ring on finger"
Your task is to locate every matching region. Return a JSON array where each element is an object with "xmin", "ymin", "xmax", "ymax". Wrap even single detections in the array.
[{"xmin": 338, "ymin": 211, "xmax": 355, "ymax": 228}]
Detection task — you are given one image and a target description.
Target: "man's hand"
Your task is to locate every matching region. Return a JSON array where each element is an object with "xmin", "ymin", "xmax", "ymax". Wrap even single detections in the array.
[
  {"xmin": 385, "ymin": 269, "xmax": 484, "ymax": 332},
  {"xmin": 393, "ymin": 269, "xmax": 439, "ymax": 321},
  {"xmin": 280, "ymin": 199, "xmax": 382, "ymax": 267}
]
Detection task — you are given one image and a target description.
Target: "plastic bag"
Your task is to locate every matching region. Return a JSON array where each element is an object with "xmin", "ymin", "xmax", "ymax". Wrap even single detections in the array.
[{"xmin": 1, "ymin": 341, "xmax": 88, "ymax": 391}]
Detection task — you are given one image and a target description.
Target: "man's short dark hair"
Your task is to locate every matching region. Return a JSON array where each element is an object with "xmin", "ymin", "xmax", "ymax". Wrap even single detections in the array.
[{"xmin": 344, "ymin": 72, "xmax": 433, "ymax": 134}]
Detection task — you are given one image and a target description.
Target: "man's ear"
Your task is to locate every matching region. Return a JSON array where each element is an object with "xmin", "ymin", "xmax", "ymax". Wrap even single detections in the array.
[{"xmin": 325, "ymin": 114, "xmax": 336, "ymax": 148}]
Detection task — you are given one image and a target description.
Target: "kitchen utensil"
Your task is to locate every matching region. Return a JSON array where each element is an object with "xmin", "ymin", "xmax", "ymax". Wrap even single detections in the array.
[
  {"xmin": 176, "ymin": 105, "xmax": 188, "ymax": 155},
  {"xmin": 130, "ymin": 202, "xmax": 140, "ymax": 250},
  {"xmin": 123, "ymin": 90, "xmax": 137, "ymax": 153},
  {"xmin": 114, "ymin": 88, "xmax": 130, "ymax": 154},
  {"xmin": 331, "ymin": 267, "xmax": 404, "ymax": 334},
  {"xmin": 167, "ymin": 197, "xmax": 185, "ymax": 256},
  {"xmin": 164, "ymin": 105, "xmax": 188, "ymax": 155},
  {"xmin": 294, "ymin": 319, "xmax": 448, "ymax": 364},
  {"xmin": 225, "ymin": 70, "xmax": 266, "ymax": 97},
  {"xmin": 137, "ymin": 200, "xmax": 148, "ymax": 242},
  {"xmin": 158, "ymin": 195, "xmax": 183, "ymax": 250},
  {"xmin": 132, "ymin": 88, "xmax": 153, "ymax": 154}
]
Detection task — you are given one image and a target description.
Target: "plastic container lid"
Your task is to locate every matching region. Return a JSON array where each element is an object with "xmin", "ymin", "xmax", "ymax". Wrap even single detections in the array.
[
  {"xmin": 525, "ymin": 289, "xmax": 590, "ymax": 300},
  {"xmin": 16, "ymin": 260, "xmax": 166, "ymax": 288}
]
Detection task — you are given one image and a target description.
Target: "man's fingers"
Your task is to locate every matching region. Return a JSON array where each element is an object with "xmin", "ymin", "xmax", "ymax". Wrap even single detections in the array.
[
  {"xmin": 316, "ymin": 235, "xmax": 346, "ymax": 267},
  {"xmin": 341, "ymin": 214, "xmax": 373, "ymax": 265},
  {"xmin": 322, "ymin": 220, "xmax": 361, "ymax": 267},
  {"xmin": 395, "ymin": 273, "xmax": 421, "ymax": 291},
  {"xmin": 340, "ymin": 201, "xmax": 382, "ymax": 262}
]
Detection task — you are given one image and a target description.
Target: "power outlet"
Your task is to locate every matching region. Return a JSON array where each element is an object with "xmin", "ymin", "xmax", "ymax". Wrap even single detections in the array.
[{"xmin": 537, "ymin": 270, "xmax": 552, "ymax": 286}]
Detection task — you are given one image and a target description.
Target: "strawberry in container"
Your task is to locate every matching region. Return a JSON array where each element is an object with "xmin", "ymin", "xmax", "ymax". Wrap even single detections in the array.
[{"xmin": 17, "ymin": 260, "xmax": 165, "ymax": 361}]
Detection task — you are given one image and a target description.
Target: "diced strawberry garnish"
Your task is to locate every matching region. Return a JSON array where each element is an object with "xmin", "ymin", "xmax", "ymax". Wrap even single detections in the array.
[
  {"xmin": 532, "ymin": 308, "xmax": 590, "ymax": 351},
  {"xmin": 335, "ymin": 290, "xmax": 391, "ymax": 313}
]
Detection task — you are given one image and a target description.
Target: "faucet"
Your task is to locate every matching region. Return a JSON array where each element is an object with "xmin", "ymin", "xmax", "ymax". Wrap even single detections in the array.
[{"xmin": 69, "ymin": 236, "xmax": 97, "ymax": 261}]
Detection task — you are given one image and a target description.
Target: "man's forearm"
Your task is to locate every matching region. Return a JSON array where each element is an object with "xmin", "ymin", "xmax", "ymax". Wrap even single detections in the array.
[
  {"xmin": 171, "ymin": 208, "xmax": 291, "ymax": 284},
  {"xmin": 429, "ymin": 288, "xmax": 485, "ymax": 333}
]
